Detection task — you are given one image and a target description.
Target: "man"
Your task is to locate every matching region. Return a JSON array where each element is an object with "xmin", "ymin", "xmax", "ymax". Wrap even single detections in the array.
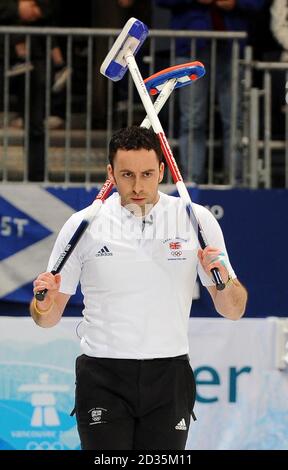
[
  {"xmin": 30, "ymin": 126, "xmax": 247, "ymax": 450},
  {"xmin": 0, "ymin": 0, "xmax": 67, "ymax": 180},
  {"xmin": 155, "ymin": 0, "xmax": 265, "ymax": 184},
  {"xmin": 0, "ymin": 0, "xmax": 45, "ymax": 181}
]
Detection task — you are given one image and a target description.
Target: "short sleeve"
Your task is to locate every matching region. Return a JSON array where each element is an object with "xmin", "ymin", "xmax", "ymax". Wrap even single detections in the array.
[{"xmin": 47, "ymin": 214, "xmax": 82, "ymax": 295}]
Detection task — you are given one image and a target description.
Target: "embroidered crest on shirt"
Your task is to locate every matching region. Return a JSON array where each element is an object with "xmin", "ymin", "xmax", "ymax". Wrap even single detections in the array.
[
  {"xmin": 89, "ymin": 407, "xmax": 107, "ymax": 425},
  {"xmin": 163, "ymin": 238, "xmax": 187, "ymax": 261},
  {"xmin": 169, "ymin": 241, "xmax": 182, "ymax": 257}
]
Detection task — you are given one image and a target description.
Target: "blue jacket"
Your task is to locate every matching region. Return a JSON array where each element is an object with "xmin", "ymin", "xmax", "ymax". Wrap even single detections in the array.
[{"xmin": 155, "ymin": 0, "xmax": 266, "ymax": 54}]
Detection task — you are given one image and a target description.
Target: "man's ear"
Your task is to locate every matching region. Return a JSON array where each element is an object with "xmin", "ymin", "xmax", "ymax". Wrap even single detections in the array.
[
  {"xmin": 107, "ymin": 164, "xmax": 116, "ymax": 185},
  {"xmin": 158, "ymin": 162, "xmax": 165, "ymax": 183}
]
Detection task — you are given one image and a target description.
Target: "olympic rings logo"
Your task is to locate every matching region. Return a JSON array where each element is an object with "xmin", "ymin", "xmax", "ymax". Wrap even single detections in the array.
[
  {"xmin": 171, "ymin": 251, "xmax": 182, "ymax": 257},
  {"xmin": 26, "ymin": 441, "xmax": 64, "ymax": 450}
]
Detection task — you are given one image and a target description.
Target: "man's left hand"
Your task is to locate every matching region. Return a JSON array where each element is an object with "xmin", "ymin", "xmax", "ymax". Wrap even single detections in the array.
[{"xmin": 198, "ymin": 246, "xmax": 229, "ymax": 284}]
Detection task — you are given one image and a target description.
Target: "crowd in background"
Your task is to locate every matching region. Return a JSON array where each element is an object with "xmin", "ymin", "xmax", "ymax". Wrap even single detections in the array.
[{"xmin": 0, "ymin": 0, "xmax": 287, "ymax": 184}]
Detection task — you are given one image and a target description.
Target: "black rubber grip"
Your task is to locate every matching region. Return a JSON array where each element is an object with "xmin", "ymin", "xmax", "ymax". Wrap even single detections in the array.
[
  {"xmin": 35, "ymin": 288, "xmax": 48, "ymax": 301},
  {"xmin": 211, "ymin": 267, "xmax": 225, "ymax": 291}
]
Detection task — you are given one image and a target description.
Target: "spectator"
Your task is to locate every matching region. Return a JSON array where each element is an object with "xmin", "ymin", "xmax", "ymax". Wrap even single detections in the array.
[
  {"xmin": 270, "ymin": 0, "xmax": 288, "ymax": 61},
  {"xmin": 0, "ymin": 0, "xmax": 71, "ymax": 179},
  {"xmin": 0, "ymin": 0, "xmax": 44, "ymax": 180},
  {"xmin": 155, "ymin": 0, "xmax": 265, "ymax": 184},
  {"xmin": 249, "ymin": 0, "xmax": 286, "ymax": 141},
  {"xmin": 6, "ymin": 0, "xmax": 71, "ymax": 94}
]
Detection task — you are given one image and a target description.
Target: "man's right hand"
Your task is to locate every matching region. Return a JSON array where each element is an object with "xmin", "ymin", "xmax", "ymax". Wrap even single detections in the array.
[
  {"xmin": 33, "ymin": 272, "xmax": 61, "ymax": 308},
  {"xmin": 31, "ymin": 273, "xmax": 69, "ymax": 327}
]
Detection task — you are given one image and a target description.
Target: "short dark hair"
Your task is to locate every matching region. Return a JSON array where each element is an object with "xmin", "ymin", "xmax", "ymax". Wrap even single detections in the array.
[
  {"xmin": 35, "ymin": 0, "xmax": 53, "ymax": 18},
  {"xmin": 108, "ymin": 126, "xmax": 163, "ymax": 167}
]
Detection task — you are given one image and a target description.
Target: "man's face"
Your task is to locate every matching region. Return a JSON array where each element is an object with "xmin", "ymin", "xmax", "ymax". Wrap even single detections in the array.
[{"xmin": 107, "ymin": 148, "xmax": 164, "ymax": 215}]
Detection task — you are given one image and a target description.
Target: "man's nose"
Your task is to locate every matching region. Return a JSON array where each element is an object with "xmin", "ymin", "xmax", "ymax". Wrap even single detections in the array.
[{"xmin": 132, "ymin": 176, "xmax": 144, "ymax": 194}]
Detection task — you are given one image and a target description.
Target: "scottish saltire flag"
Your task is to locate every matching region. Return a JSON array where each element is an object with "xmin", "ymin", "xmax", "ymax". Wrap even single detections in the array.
[{"xmin": 0, "ymin": 186, "xmax": 80, "ymax": 303}]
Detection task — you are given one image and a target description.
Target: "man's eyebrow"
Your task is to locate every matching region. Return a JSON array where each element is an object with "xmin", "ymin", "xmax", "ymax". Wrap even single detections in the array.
[{"xmin": 119, "ymin": 169, "xmax": 156, "ymax": 173}]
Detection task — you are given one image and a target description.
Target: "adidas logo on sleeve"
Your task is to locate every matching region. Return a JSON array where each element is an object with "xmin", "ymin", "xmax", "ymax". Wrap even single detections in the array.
[{"xmin": 95, "ymin": 246, "xmax": 113, "ymax": 257}]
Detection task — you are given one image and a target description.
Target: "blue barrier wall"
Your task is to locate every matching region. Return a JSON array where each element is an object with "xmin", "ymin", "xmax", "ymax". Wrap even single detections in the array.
[{"xmin": 0, "ymin": 186, "xmax": 287, "ymax": 317}]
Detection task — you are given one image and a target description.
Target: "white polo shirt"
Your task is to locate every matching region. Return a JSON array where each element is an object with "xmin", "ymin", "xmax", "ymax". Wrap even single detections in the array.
[{"xmin": 48, "ymin": 192, "xmax": 235, "ymax": 359}]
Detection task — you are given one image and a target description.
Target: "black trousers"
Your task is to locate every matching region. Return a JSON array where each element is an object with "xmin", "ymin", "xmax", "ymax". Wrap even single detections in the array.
[{"xmin": 74, "ymin": 354, "xmax": 196, "ymax": 450}]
